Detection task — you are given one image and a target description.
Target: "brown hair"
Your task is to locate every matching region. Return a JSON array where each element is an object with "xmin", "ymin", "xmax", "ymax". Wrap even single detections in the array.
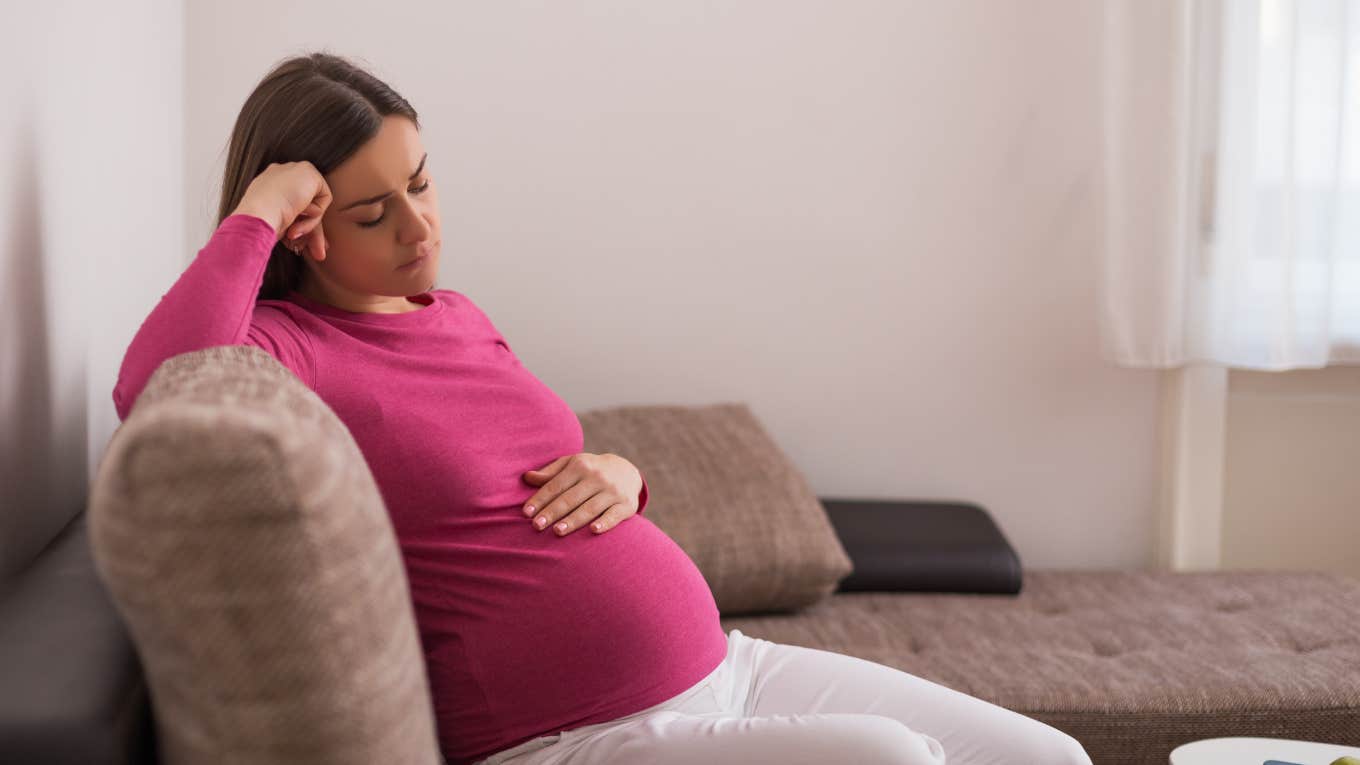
[{"xmin": 216, "ymin": 51, "xmax": 420, "ymax": 301}]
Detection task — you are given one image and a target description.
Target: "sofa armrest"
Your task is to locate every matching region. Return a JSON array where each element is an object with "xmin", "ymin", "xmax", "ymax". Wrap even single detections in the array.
[
  {"xmin": 0, "ymin": 512, "xmax": 156, "ymax": 764},
  {"xmin": 818, "ymin": 498, "xmax": 1023, "ymax": 595}
]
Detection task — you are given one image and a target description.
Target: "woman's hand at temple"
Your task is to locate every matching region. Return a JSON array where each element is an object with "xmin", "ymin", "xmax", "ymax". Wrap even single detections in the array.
[
  {"xmin": 230, "ymin": 160, "xmax": 333, "ymax": 260},
  {"xmin": 521, "ymin": 453, "xmax": 644, "ymax": 536}
]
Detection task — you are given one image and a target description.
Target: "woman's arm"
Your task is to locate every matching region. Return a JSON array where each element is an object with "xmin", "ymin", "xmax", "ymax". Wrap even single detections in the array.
[{"xmin": 111, "ymin": 213, "xmax": 311, "ymax": 420}]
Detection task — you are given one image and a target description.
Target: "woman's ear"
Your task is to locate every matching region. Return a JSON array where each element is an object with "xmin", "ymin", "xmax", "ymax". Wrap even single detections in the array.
[{"xmin": 287, "ymin": 240, "xmax": 323, "ymax": 265}]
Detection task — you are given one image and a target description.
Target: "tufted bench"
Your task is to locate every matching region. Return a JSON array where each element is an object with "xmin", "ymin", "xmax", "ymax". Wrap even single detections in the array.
[{"xmin": 720, "ymin": 568, "xmax": 1360, "ymax": 764}]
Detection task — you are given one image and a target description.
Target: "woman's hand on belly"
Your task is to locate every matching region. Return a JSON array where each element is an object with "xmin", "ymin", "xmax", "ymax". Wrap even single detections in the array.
[{"xmin": 521, "ymin": 452, "xmax": 643, "ymax": 537}]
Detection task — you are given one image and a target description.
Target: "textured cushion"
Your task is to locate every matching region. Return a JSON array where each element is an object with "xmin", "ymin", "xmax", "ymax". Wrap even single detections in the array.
[
  {"xmin": 719, "ymin": 570, "xmax": 1360, "ymax": 764},
  {"xmin": 578, "ymin": 401, "xmax": 853, "ymax": 615},
  {"xmin": 87, "ymin": 345, "xmax": 442, "ymax": 765}
]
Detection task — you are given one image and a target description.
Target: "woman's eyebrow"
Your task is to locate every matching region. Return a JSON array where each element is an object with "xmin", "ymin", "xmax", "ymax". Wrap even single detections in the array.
[{"xmin": 337, "ymin": 152, "xmax": 428, "ymax": 211}]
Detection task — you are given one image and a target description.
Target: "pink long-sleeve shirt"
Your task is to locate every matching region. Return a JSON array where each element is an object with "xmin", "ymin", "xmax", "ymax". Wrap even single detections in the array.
[{"xmin": 112, "ymin": 213, "xmax": 729, "ymax": 765}]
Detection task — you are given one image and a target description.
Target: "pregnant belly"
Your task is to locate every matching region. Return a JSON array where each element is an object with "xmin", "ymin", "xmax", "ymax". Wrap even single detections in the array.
[{"xmin": 409, "ymin": 513, "xmax": 727, "ymax": 746}]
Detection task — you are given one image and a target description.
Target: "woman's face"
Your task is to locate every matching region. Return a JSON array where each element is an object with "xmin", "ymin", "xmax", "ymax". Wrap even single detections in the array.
[{"xmin": 296, "ymin": 114, "xmax": 442, "ymax": 313}]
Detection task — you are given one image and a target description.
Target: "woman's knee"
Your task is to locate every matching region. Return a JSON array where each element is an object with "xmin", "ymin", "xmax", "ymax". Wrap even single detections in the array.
[
  {"xmin": 1018, "ymin": 724, "xmax": 1092, "ymax": 765},
  {"xmin": 840, "ymin": 715, "xmax": 946, "ymax": 765},
  {"xmin": 1051, "ymin": 731, "xmax": 1093, "ymax": 765}
]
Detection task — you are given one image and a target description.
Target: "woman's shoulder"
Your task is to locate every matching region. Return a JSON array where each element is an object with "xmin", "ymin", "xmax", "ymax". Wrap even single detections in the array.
[
  {"xmin": 243, "ymin": 300, "xmax": 318, "ymax": 388},
  {"xmin": 253, "ymin": 297, "xmax": 316, "ymax": 327},
  {"xmin": 249, "ymin": 299, "xmax": 322, "ymax": 350}
]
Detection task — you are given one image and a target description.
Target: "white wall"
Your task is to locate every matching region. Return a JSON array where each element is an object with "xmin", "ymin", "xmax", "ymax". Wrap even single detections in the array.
[
  {"xmin": 181, "ymin": 0, "xmax": 1162, "ymax": 571},
  {"xmin": 0, "ymin": 0, "xmax": 183, "ymax": 580}
]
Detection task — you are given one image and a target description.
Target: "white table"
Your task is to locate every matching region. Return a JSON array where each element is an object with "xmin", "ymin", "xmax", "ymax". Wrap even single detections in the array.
[{"xmin": 1170, "ymin": 737, "xmax": 1360, "ymax": 764}]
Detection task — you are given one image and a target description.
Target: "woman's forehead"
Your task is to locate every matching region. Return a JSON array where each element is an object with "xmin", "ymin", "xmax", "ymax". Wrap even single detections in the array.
[{"xmin": 329, "ymin": 117, "xmax": 425, "ymax": 205}]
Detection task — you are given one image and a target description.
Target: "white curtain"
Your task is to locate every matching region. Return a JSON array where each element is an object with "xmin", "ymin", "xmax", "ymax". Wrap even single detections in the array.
[{"xmin": 1101, "ymin": 0, "xmax": 1360, "ymax": 371}]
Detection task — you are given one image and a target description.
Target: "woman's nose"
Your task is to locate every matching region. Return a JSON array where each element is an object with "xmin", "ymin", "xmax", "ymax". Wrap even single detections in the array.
[{"xmin": 397, "ymin": 205, "xmax": 433, "ymax": 243}]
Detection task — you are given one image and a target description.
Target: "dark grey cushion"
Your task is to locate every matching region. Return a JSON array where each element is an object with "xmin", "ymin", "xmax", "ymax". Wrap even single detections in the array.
[
  {"xmin": 0, "ymin": 514, "xmax": 154, "ymax": 765},
  {"xmin": 822, "ymin": 499, "xmax": 1023, "ymax": 593}
]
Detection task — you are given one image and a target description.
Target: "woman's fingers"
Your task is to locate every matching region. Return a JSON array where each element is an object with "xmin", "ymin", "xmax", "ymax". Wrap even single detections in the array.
[
  {"xmin": 286, "ymin": 202, "xmax": 323, "ymax": 240},
  {"xmin": 549, "ymin": 492, "xmax": 617, "ymax": 537},
  {"xmin": 312, "ymin": 181, "xmax": 333, "ymax": 213},
  {"xmin": 309, "ymin": 222, "xmax": 326, "ymax": 260},
  {"xmin": 283, "ymin": 203, "xmax": 328, "ymax": 258},
  {"xmin": 587, "ymin": 503, "xmax": 634, "ymax": 534}
]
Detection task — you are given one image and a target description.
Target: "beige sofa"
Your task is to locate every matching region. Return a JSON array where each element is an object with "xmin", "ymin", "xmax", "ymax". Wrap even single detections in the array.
[{"xmin": 7, "ymin": 345, "xmax": 1356, "ymax": 764}]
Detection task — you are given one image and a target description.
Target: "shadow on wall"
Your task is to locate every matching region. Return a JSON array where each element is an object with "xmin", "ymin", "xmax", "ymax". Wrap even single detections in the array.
[{"xmin": 0, "ymin": 115, "xmax": 79, "ymax": 585}]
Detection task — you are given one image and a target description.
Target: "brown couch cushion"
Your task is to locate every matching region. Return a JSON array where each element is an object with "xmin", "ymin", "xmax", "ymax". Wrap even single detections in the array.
[
  {"xmin": 719, "ymin": 570, "xmax": 1360, "ymax": 764},
  {"xmin": 578, "ymin": 401, "xmax": 853, "ymax": 615},
  {"xmin": 88, "ymin": 345, "xmax": 442, "ymax": 765}
]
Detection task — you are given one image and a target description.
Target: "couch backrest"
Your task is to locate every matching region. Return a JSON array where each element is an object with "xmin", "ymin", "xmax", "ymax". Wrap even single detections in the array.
[{"xmin": 87, "ymin": 345, "xmax": 443, "ymax": 765}]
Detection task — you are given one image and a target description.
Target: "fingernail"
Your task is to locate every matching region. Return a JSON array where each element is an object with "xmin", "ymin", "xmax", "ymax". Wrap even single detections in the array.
[
  {"xmin": 534, "ymin": 516, "xmax": 547, "ymax": 529},
  {"xmin": 556, "ymin": 522, "xmax": 568, "ymax": 532},
  {"xmin": 524, "ymin": 505, "xmax": 535, "ymax": 516},
  {"xmin": 592, "ymin": 522, "xmax": 603, "ymax": 532}
]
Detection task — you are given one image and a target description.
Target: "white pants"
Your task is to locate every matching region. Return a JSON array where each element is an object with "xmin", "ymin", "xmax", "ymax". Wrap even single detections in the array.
[{"xmin": 474, "ymin": 628, "xmax": 1093, "ymax": 765}]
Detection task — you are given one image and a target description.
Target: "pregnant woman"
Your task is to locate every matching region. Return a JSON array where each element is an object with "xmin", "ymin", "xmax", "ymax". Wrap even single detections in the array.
[{"xmin": 113, "ymin": 52, "xmax": 1092, "ymax": 765}]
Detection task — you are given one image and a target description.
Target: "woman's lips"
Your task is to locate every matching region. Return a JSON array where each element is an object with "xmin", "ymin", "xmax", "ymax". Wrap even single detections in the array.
[{"xmin": 398, "ymin": 243, "xmax": 436, "ymax": 270}]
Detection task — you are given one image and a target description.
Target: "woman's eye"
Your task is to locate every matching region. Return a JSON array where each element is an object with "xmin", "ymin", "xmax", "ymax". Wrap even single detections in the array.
[{"xmin": 357, "ymin": 180, "xmax": 432, "ymax": 228}]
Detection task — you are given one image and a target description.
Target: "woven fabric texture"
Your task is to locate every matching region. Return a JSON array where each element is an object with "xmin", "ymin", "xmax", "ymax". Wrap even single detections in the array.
[
  {"xmin": 88, "ymin": 345, "xmax": 442, "ymax": 765},
  {"xmin": 720, "ymin": 569, "xmax": 1360, "ymax": 763},
  {"xmin": 579, "ymin": 401, "xmax": 853, "ymax": 615}
]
